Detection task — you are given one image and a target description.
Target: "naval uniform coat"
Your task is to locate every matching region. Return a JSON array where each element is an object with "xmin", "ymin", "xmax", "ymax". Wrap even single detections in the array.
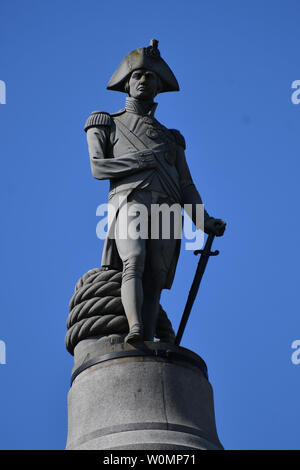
[{"xmin": 85, "ymin": 98, "xmax": 209, "ymax": 289}]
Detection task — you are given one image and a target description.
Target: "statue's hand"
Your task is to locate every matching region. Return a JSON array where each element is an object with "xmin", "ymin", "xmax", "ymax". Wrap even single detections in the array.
[{"xmin": 204, "ymin": 217, "xmax": 226, "ymax": 237}]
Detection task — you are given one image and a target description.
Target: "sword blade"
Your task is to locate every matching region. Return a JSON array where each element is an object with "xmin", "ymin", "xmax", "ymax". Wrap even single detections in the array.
[{"xmin": 175, "ymin": 233, "xmax": 216, "ymax": 346}]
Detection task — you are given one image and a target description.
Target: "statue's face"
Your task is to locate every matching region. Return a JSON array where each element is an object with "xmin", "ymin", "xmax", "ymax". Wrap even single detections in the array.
[{"xmin": 128, "ymin": 69, "xmax": 159, "ymax": 101}]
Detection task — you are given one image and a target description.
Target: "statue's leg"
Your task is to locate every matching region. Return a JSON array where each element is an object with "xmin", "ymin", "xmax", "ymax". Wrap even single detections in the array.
[
  {"xmin": 142, "ymin": 269, "xmax": 162, "ymax": 341},
  {"xmin": 115, "ymin": 203, "xmax": 147, "ymax": 342},
  {"xmin": 142, "ymin": 236, "xmax": 177, "ymax": 341}
]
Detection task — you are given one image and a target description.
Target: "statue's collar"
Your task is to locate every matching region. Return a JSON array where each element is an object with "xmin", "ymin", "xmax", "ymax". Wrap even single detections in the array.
[{"xmin": 125, "ymin": 97, "xmax": 158, "ymax": 117}]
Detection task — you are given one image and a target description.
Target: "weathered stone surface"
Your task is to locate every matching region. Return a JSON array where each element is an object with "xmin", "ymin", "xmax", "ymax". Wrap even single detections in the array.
[{"xmin": 66, "ymin": 340, "xmax": 223, "ymax": 450}]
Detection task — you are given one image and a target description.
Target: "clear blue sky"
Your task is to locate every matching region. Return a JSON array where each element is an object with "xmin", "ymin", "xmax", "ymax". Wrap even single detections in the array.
[{"xmin": 0, "ymin": 0, "xmax": 299, "ymax": 450}]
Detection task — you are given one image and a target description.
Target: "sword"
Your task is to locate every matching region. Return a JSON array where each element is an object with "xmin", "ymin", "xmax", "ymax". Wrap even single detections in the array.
[{"xmin": 175, "ymin": 233, "xmax": 220, "ymax": 346}]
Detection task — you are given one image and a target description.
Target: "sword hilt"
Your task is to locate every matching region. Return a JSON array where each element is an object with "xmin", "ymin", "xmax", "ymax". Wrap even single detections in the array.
[
  {"xmin": 194, "ymin": 233, "xmax": 220, "ymax": 257},
  {"xmin": 194, "ymin": 249, "xmax": 219, "ymax": 256}
]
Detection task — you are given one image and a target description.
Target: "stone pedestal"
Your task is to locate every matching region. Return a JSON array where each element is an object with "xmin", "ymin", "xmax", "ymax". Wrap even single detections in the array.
[{"xmin": 66, "ymin": 336, "xmax": 223, "ymax": 450}]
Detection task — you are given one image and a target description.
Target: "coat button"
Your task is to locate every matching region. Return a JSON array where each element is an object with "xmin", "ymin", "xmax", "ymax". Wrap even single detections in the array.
[{"xmin": 146, "ymin": 128, "xmax": 159, "ymax": 139}]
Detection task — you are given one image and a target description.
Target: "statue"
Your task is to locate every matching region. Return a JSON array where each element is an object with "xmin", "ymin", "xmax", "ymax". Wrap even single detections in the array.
[
  {"xmin": 66, "ymin": 40, "xmax": 226, "ymax": 451},
  {"xmin": 84, "ymin": 39, "xmax": 226, "ymax": 344}
]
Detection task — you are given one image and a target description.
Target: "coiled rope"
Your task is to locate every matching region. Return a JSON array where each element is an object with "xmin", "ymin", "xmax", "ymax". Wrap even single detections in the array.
[{"xmin": 65, "ymin": 268, "xmax": 175, "ymax": 354}]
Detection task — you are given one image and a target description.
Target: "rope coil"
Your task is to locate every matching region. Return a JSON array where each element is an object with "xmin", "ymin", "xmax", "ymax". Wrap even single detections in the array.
[{"xmin": 65, "ymin": 268, "xmax": 175, "ymax": 355}]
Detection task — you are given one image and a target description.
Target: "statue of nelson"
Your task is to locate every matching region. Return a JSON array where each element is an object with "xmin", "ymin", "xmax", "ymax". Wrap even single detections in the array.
[{"xmin": 84, "ymin": 39, "xmax": 226, "ymax": 343}]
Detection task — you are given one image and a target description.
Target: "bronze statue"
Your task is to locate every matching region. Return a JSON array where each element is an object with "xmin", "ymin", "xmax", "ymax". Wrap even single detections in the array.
[{"xmin": 84, "ymin": 39, "xmax": 226, "ymax": 344}]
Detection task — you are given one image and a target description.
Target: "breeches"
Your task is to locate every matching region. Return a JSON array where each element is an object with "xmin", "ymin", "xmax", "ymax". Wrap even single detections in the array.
[{"xmin": 114, "ymin": 190, "xmax": 179, "ymax": 290}]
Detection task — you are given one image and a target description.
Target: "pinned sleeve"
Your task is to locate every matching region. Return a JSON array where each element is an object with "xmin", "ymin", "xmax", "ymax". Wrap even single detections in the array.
[{"xmin": 84, "ymin": 111, "xmax": 156, "ymax": 181}]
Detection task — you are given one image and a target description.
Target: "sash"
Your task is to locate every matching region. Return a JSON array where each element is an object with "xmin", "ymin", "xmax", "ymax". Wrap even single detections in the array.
[{"xmin": 114, "ymin": 117, "xmax": 182, "ymax": 203}]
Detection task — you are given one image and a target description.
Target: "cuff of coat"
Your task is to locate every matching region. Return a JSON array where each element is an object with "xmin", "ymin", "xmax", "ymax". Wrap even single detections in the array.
[{"xmin": 138, "ymin": 151, "xmax": 156, "ymax": 169}]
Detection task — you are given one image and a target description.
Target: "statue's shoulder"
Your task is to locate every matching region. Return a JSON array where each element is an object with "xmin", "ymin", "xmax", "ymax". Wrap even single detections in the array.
[
  {"xmin": 84, "ymin": 111, "xmax": 112, "ymax": 132},
  {"xmin": 169, "ymin": 129, "xmax": 186, "ymax": 150},
  {"xmin": 110, "ymin": 108, "xmax": 126, "ymax": 118}
]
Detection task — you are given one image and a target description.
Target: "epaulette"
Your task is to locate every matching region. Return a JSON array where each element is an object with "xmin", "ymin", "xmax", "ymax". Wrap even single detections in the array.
[
  {"xmin": 170, "ymin": 129, "xmax": 186, "ymax": 149},
  {"xmin": 84, "ymin": 111, "xmax": 112, "ymax": 132}
]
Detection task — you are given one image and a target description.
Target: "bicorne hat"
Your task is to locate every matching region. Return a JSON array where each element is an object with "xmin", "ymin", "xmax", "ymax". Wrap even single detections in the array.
[{"xmin": 107, "ymin": 39, "xmax": 179, "ymax": 94}]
